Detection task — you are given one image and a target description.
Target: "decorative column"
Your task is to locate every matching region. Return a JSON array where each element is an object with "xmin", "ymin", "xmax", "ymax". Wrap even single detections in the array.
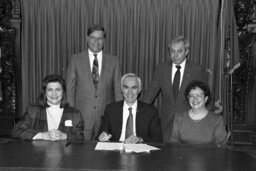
[
  {"xmin": 232, "ymin": 0, "xmax": 256, "ymax": 145},
  {"xmin": 0, "ymin": 0, "xmax": 16, "ymax": 121}
]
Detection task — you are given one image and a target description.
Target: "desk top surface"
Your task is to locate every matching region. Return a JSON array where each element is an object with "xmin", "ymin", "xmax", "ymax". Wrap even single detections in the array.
[{"xmin": 0, "ymin": 139, "xmax": 255, "ymax": 171}]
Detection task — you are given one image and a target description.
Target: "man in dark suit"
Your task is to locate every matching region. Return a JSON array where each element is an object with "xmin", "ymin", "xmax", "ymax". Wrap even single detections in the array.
[
  {"xmin": 97, "ymin": 73, "xmax": 162, "ymax": 143},
  {"xmin": 66, "ymin": 25, "xmax": 123, "ymax": 140},
  {"xmin": 141, "ymin": 35, "xmax": 209, "ymax": 142}
]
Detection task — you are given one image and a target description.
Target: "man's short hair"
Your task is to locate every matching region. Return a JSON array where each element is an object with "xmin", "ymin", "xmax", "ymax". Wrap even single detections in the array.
[
  {"xmin": 87, "ymin": 25, "xmax": 106, "ymax": 38},
  {"xmin": 168, "ymin": 35, "xmax": 190, "ymax": 50}
]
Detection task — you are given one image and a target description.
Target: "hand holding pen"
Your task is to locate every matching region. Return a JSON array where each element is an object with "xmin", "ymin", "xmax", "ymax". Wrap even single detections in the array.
[{"xmin": 98, "ymin": 131, "xmax": 112, "ymax": 142}]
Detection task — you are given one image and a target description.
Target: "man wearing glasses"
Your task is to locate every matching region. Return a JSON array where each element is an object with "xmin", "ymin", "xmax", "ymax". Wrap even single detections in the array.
[{"xmin": 66, "ymin": 25, "xmax": 123, "ymax": 140}]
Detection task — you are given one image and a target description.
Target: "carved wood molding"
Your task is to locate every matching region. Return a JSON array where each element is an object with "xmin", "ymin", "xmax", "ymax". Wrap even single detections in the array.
[
  {"xmin": 233, "ymin": 0, "xmax": 256, "ymax": 125},
  {"xmin": 0, "ymin": 0, "xmax": 17, "ymax": 116}
]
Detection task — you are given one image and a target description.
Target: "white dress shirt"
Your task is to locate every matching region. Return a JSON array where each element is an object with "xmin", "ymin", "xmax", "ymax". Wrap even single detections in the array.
[
  {"xmin": 171, "ymin": 59, "xmax": 186, "ymax": 88},
  {"xmin": 119, "ymin": 101, "xmax": 138, "ymax": 142}
]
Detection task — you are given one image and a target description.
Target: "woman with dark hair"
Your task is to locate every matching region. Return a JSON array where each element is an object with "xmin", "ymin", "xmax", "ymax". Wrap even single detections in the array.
[
  {"xmin": 12, "ymin": 74, "xmax": 84, "ymax": 141},
  {"xmin": 169, "ymin": 80, "xmax": 227, "ymax": 145}
]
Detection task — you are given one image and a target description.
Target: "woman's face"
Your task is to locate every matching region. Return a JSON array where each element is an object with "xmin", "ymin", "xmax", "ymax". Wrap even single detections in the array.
[
  {"xmin": 187, "ymin": 87, "xmax": 208, "ymax": 109},
  {"xmin": 45, "ymin": 82, "xmax": 63, "ymax": 105}
]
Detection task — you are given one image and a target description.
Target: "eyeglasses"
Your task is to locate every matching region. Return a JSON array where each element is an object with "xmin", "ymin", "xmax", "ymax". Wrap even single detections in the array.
[
  {"xmin": 187, "ymin": 93, "xmax": 205, "ymax": 99},
  {"xmin": 89, "ymin": 36, "xmax": 104, "ymax": 42}
]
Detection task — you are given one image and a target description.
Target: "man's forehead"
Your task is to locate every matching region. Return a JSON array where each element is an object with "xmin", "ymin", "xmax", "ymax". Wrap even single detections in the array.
[
  {"xmin": 90, "ymin": 30, "xmax": 104, "ymax": 36},
  {"xmin": 171, "ymin": 42, "xmax": 185, "ymax": 49},
  {"xmin": 123, "ymin": 77, "xmax": 139, "ymax": 87}
]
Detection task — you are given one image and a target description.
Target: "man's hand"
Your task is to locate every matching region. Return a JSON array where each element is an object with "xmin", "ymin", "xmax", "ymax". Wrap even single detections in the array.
[
  {"xmin": 98, "ymin": 131, "xmax": 112, "ymax": 142},
  {"xmin": 124, "ymin": 135, "xmax": 143, "ymax": 144}
]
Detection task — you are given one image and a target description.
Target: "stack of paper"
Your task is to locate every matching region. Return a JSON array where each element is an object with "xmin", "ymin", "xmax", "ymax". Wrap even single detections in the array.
[
  {"xmin": 95, "ymin": 142, "xmax": 124, "ymax": 150},
  {"xmin": 95, "ymin": 142, "xmax": 160, "ymax": 153}
]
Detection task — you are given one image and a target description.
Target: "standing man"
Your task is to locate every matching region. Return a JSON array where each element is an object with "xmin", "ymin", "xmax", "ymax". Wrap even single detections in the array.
[
  {"xmin": 141, "ymin": 35, "xmax": 209, "ymax": 142},
  {"xmin": 66, "ymin": 25, "xmax": 123, "ymax": 140},
  {"xmin": 97, "ymin": 73, "xmax": 162, "ymax": 143}
]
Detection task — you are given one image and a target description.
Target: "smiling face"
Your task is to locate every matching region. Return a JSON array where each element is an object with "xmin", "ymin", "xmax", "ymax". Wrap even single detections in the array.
[
  {"xmin": 45, "ymin": 82, "xmax": 63, "ymax": 105},
  {"xmin": 169, "ymin": 41, "xmax": 189, "ymax": 65},
  {"xmin": 187, "ymin": 87, "xmax": 208, "ymax": 110},
  {"xmin": 122, "ymin": 77, "xmax": 141, "ymax": 106},
  {"xmin": 87, "ymin": 30, "xmax": 105, "ymax": 53}
]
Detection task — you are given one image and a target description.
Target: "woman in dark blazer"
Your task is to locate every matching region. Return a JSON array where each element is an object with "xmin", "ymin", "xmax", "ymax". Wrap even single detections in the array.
[{"xmin": 12, "ymin": 74, "xmax": 84, "ymax": 141}]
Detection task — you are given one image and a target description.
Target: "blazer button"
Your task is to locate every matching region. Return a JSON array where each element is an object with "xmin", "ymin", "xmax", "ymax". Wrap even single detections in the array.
[
  {"xmin": 94, "ymin": 106, "xmax": 96, "ymax": 109},
  {"xmin": 95, "ymin": 95, "xmax": 98, "ymax": 98}
]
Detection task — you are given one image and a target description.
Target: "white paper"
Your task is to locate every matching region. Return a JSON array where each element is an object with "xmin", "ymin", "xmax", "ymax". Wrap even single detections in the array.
[
  {"xmin": 95, "ymin": 142, "xmax": 124, "ymax": 150},
  {"xmin": 124, "ymin": 144, "xmax": 160, "ymax": 153},
  {"xmin": 95, "ymin": 142, "xmax": 160, "ymax": 153}
]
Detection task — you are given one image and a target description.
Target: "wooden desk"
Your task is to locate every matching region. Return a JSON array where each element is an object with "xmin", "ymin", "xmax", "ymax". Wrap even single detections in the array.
[{"xmin": 0, "ymin": 140, "xmax": 255, "ymax": 171}]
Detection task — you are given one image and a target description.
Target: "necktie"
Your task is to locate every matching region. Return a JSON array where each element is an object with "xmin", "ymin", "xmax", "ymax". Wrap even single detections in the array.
[
  {"xmin": 125, "ymin": 107, "xmax": 134, "ymax": 139},
  {"xmin": 92, "ymin": 54, "xmax": 99, "ymax": 89},
  {"xmin": 173, "ymin": 65, "xmax": 181, "ymax": 101}
]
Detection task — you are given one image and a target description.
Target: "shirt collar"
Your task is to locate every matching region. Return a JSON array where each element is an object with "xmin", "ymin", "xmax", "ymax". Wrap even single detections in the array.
[
  {"xmin": 172, "ymin": 59, "xmax": 186, "ymax": 69},
  {"xmin": 88, "ymin": 49, "xmax": 103, "ymax": 56},
  {"xmin": 124, "ymin": 100, "xmax": 138, "ymax": 110}
]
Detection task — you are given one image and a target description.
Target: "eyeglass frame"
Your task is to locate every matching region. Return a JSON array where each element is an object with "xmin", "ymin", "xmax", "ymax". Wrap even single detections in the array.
[
  {"xmin": 187, "ymin": 93, "xmax": 205, "ymax": 100},
  {"xmin": 89, "ymin": 35, "xmax": 105, "ymax": 42}
]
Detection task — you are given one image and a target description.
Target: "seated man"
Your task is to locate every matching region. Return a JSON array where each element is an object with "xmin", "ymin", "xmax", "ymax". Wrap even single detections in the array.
[{"xmin": 97, "ymin": 73, "xmax": 162, "ymax": 143}]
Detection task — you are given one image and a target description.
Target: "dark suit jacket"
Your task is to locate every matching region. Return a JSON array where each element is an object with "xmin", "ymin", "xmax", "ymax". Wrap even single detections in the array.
[
  {"xmin": 97, "ymin": 100, "xmax": 162, "ymax": 143},
  {"xmin": 141, "ymin": 59, "xmax": 209, "ymax": 142},
  {"xmin": 66, "ymin": 51, "xmax": 123, "ymax": 139},
  {"xmin": 12, "ymin": 104, "xmax": 84, "ymax": 141}
]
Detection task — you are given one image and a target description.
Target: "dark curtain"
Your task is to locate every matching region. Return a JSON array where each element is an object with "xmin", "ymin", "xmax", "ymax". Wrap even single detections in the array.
[{"xmin": 20, "ymin": 0, "xmax": 232, "ymax": 116}]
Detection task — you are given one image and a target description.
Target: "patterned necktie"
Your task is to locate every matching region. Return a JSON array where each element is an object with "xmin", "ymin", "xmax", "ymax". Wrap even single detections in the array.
[
  {"xmin": 125, "ymin": 107, "xmax": 134, "ymax": 139},
  {"xmin": 173, "ymin": 65, "xmax": 181, "ymax": 101},
  {"xmin": 92, "ymin": 54, "xmax": 99, "ymax": 89}
]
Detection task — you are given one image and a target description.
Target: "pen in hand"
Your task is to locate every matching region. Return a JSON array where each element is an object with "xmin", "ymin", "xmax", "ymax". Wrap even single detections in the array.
[
  {"xmin": 105, "ymin": 131, "xmax": 112, "ymax": 142},
  {"xmin": 65, "ymin": 141, "xmax": 71, "ymax": 147}
]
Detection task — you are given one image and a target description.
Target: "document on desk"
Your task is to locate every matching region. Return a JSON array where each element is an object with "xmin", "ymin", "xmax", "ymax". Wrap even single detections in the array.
[
  {"xmin": 95, "ymin": 142, "xmax": 124, "ymax": 150},
  {"xmin": 124, "ymin": 144, "xmax": 160, "ymax": 153},
  {"xmin": 95, "ymin": 142, "xmax": 160, "ymax": 153}
]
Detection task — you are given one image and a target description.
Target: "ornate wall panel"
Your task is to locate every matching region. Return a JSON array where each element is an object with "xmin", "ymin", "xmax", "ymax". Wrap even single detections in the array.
[
  {"xmin": 0, "ymin": 0, "xmax": 17, "ymax": 116},
  {"xmin": 233, "ymin": 0, "xmax": 255, "ymax": 126}
]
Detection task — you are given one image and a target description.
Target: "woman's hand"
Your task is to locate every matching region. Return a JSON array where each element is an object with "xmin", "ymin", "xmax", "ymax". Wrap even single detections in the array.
[
  {"xmin": 48, "ymin": 129, "xmax": 67, "ymax": 141},
  {"xmin": 35, "ymin": 130, "xmax": 67, "ymax": 141}
]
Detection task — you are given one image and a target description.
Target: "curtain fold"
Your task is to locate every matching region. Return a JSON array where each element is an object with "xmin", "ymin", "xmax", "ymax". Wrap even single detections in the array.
[{"xmin": 21, "ymin": 0, "xmax": 225, "ymax": 114}]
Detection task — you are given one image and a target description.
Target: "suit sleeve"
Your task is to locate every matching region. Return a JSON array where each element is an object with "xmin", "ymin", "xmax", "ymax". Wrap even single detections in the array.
[
  {"xmin": 140, "ymin": 66, "xmax": 161, "ymax": 104},
  {"xmin": 96, "ymin": 105, "xmax": 111, "ymax": 140},
  {"xmin": 113, "ymin": 58, "xmax": 123, "ymax": 101},
  {"xmin": 214, "ymin": 115, "xmax": 227, "ymax": 145},
  {"xmin": 66, "ymin": 111, "xmax": 85, "ymax": 141},
  {"xmin": 169, "ymin": 114, "xmax": 181, "ymax": 143},
  {"xmin": 137, "ymin": 106, "xmax": 162, "ymax": 143},
  {"xmin": 12, "ymin": 106, "xmax": 38, "ymax": 140},
  {"xmin": 146, "ymin": 110, "xmax": 162, "ymax": 143},
  {"xmin": 200, "ymin": 67, "xmax": 210, "ymax": 84},
  {"xmin": 66, "ymin": 56, "xmax": 77, "ymax": 107}
]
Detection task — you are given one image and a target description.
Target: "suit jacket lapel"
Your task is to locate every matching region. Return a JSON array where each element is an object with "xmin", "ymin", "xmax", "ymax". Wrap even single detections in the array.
[
  {"xmin": 117, "ymin": 101, "xmax": 124, "ymax": 138},
  {"xmin": 58, "ymin": 108, "xmax": 67, "ymax": 131},
  {"xmin": 84, "ymin": 52, "xmax": 96, "ymax": 91},
  {"xmin": 38, "ymin": 109, "xmax": 48, "ymax": 131},
  {"xmin": 167, "ymin": 60, "xmax": 176, "ymax": 102},
  {"xmin": 97, "ymin": 53, "xmax": 110, "ymax": 91},
  {"xmin": 179, "ymin": 60, "xmax": 191, "ymax": 95},
  {"xmin": 135, "ymin": 101, "xmax": 143, "ymax": 135}
]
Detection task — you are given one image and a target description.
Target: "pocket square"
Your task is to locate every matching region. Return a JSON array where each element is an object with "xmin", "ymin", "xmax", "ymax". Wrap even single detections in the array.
[{"xmin": 65, "ymin": 120, "xmax": 73, "ymax": 127}]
